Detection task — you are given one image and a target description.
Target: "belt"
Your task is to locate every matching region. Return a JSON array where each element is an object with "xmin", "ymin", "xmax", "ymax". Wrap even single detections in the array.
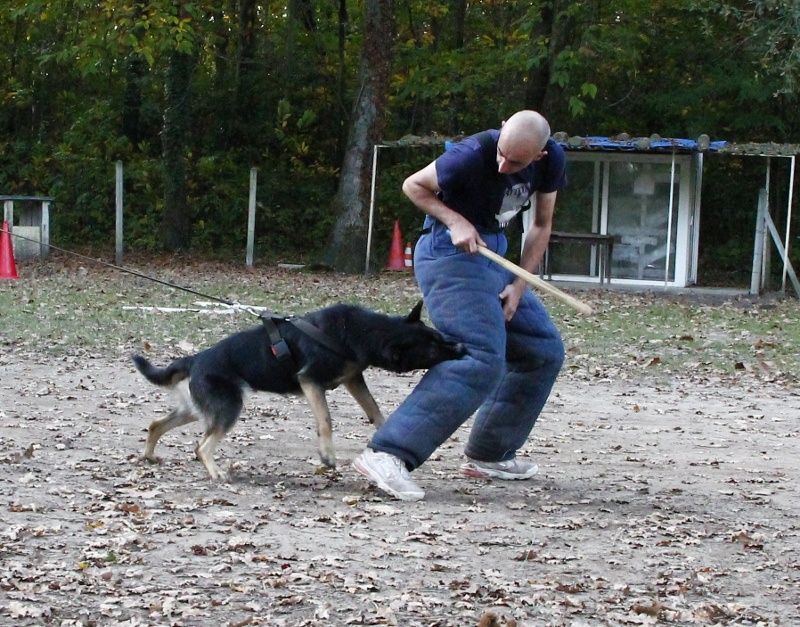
[{"xmin": 418, "ymin": 224, "xmax": 503, "ymax": 236}]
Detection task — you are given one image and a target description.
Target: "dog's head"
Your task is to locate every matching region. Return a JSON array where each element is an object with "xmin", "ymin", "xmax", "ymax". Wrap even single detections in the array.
[{"xmin": 382, "ymin": 300, "xmax": 466, "ymax": 372}]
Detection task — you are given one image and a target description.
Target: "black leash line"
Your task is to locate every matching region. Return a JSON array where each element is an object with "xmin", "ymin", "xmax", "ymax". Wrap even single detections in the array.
[
  {"xmin": 4, "ymin": 226, "xmax": 356, "ymax": 363},
  {"xmin": 1, "ymin": 225, "xmax": 246, "ymax": 311}
]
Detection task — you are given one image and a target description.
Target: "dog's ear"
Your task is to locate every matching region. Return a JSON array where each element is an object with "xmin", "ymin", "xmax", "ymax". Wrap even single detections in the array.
[{"xmin": 405, "ymin": 299, "xmax": 424, "ymax": 323}]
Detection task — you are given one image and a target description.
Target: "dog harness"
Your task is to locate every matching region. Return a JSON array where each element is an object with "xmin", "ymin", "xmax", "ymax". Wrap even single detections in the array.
[{"xmin": 259, "ymin": 311, "xmax": 356, "ymax": 372}]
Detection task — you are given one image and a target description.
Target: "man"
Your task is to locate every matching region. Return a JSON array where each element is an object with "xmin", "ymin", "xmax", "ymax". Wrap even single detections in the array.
[{"xmin": 354, "ymin": 110, "xmax": 567, "ymax": 501}]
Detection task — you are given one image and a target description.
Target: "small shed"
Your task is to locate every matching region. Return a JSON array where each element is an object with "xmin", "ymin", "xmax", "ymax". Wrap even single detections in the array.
[
  {"xmin": 530, "ymin": 135, "xmax": 798, "ymax": 292},
  {"xmin": 1, "ymin": 195, "xmax": 53, "ymax": 261},
  {"xmin": 368, "ymin": 134, "xmax": 798, "ymax": 294}
]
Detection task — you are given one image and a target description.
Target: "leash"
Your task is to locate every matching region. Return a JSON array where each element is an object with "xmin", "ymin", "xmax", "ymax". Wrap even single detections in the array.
[
  {"xmin": 2, "ymin": 225, "xmax": 250, "ymax": 313},
  {"xmin": 5, "ymin": 225, "xmax": 357, "ymax": 363}
]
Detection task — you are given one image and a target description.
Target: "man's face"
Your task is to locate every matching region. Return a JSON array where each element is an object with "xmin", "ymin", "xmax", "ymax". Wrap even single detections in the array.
[{"xmin": 496, "ymin": 133, "xmax": 546, "ymax": 174}]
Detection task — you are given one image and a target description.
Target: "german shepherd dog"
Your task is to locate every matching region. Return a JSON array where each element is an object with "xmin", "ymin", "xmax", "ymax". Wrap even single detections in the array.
[{"xmin": 132, "ymin": 301, "xmax": 465, "ymax": 480}]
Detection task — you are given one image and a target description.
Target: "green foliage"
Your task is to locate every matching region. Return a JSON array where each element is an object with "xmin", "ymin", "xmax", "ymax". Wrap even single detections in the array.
[{"xmin": 0, "ymin": 0, "xmax": 798, "ymax": 270}]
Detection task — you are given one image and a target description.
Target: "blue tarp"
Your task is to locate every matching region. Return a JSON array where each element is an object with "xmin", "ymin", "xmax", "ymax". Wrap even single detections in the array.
[
  {"xmin": 443, "ymin": 135, "xmax": 727, "ymax": 154},
  {"xmin": 556, "ymin": 136, "xmax": 727, "ymax": 153}
]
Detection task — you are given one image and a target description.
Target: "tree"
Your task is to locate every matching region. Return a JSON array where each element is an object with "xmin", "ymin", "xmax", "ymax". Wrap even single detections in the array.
[
  {"xmin": 160, "ymin": 1, "xmax": 197, "ymax": 251},
  {"xmin": 718, "ymin": 0, "xmax": 800, "ymax": 99},
  {"xmin": 322, "ymin": 0, "xmax": 395, "ymax": 272},
  {"xmin": 162, "ymin": 47, "xmax": 195, "ymax": 251}
]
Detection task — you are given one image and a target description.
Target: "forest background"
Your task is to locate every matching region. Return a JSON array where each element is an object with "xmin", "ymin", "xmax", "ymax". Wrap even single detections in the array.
[{"xmin": 1, "ymin": 0, "xmax": 799, "ymax": 284}]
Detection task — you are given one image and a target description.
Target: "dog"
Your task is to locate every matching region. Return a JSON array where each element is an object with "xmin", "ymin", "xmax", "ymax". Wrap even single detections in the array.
[{"xmin": 132, "ymin": 301, "xmax": 465, "ymax": 480}]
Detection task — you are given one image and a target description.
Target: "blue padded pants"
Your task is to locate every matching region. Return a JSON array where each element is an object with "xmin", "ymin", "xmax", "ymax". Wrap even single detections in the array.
[{"xmin": 369, "ymin": 218, "xmax": 565, "ymax": 470}]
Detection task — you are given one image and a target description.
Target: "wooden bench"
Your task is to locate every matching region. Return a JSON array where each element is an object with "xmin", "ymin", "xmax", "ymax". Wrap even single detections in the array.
[{"xmin": 540, "ymin": 231, "xmax": 617, "ymax": 284}]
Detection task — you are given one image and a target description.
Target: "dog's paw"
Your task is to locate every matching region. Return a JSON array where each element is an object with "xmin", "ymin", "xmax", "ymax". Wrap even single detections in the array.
[
  {"xmin": 318, "ymin": 452, "xmax": 338, "ymax": 469},
  {"xmin": 478, "ymin": 612, "xmax": 517, "ymax": 627},
  {"xmin": 314, "ymin": 465, "xmax": 340, "ymax": 476},
  {"xmin": 140, "ymin": 454, "xmax": 161, "ymax": 465},
  {"xmin": 209, "ymin": 469, "xmax": 230, "ymax": 482}
]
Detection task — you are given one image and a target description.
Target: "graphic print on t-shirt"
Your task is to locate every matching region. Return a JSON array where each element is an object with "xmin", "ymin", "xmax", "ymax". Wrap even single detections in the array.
[{"xmin": 495, "ymin": 183, "xmax": 531, "ymax": 228}]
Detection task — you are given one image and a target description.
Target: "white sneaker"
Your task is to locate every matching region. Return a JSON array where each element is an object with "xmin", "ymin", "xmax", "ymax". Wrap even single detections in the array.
[
  {"xmin": 353, "ymin": 449, "xmax": 425, "ymax": 501},
  {"xmin": 460, "ymin": 456, "xmax": 539, "ymax": 480}
]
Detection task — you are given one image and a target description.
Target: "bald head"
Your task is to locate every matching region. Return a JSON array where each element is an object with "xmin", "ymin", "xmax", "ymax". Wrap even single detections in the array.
[{"xmin": 496, "ymin": 110, "xmax": 551, "ymax": 174}]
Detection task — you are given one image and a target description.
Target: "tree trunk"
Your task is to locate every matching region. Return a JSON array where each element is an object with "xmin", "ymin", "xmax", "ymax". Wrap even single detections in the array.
[
  {"xmin": 335, "ymin": 0, "xmax": 350, "ymax": 163},
  {"xmin": 524, "ymin": 2, "xmax": 553, "ymax": 112},
  {"xmin": 161, "ymin": 48, "xmax": 195, "ymax": 251},
  {"xmin": 524, "ymin": 0, "xmax": 575, "ymax": 119},
  {"xmin": 322, "ymin": 0, "xmax": 394, "ymax": 273},
  {"xmin": 122, "ymin": 53, "xmax": 146, "ymax": 145},
  {"xmin": 232, "ymin": 0, "xmax": 257, "ymax": 146},
  {"xmin": 122, "ymin": 1, "xmax": 147, "ymax": 145}
]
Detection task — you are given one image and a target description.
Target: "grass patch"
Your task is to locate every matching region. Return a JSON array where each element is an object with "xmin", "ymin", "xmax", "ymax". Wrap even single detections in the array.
[{"xmin": 2, "ymin": 254, "xmax": 799, "ymax": 385}]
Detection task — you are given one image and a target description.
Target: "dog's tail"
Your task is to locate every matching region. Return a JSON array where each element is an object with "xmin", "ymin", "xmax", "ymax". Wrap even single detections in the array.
[{"xmin": 132, "ymin": 354, "xmax": 193, "ymax": 388}]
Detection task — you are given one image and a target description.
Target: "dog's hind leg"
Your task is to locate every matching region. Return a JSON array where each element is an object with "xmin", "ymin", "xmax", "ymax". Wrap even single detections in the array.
[
  {"xmin": 191, "ymin": 375, "xmax": 244, "ymax": 481},
  {"xmin": 298, "ymin": 376, "xmax": 337, "ymax": 468},
  {"xmin": 343, "ymin": 373, "xmax": 386, "ymax": 428},
  {"xmin": 195, "ymin": 428, "xmax": 229, "ymax": 481},
  {"xmin": 144, "ymin": 409, "xmax": 198, "ymax": 462}
]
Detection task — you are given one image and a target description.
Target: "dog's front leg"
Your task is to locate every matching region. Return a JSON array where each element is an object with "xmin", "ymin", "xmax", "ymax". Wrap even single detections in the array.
[
  {"xmin": 298, "ymin": 376, "xmax": 337, "ymax": 468},
  {"xmin": 343, "ymin": 373, "xmax": 386, "ymax": 428}
]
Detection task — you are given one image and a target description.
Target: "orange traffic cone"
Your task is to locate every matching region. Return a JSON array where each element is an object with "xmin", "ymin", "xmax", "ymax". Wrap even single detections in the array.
[
  {"xmin": 386, "ymin": 220, "xmax": 405, "ymax": 271},
  {"xmin": 0, "ymin": 221, "xmax": 18, "ymax": 279},
  {"xmin": 404, "ymin": 242, "xmax": 413, "ymax": 270}
]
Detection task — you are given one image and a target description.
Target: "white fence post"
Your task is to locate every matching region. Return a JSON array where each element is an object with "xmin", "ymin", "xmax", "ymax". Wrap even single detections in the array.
[
  {"xmin": 246, "ymin": 167, "xmax": 257, "ymax": 267},
  {"xmin": 116, "ymin": 161, "xmax": 124, "ymax": 264},
  {"xmin": 750, "ymin": 189, "xmax": 767, "ymax": 295}
]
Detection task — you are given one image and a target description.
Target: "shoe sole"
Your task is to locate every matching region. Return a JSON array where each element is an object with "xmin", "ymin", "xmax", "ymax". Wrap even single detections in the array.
[
  {"xmin": 460, "ymin": 464, "xmax": 539, "ymax": 480},
  {"xmin": 353, "ymin": 459, "xmax": 425, "ymax": 501}
]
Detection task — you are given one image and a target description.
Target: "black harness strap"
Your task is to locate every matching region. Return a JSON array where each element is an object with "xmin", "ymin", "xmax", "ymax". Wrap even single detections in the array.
[
  {"xmin": 259, "ymin": 311, "xmax": 357, "ymax": 373},
  {"xmin": 289, "ymin": 318, "xmax": 357, "ymax": 362},
  {"xmin": 259, "ymin": 312, "xmax": 295, "ymax": 367}
]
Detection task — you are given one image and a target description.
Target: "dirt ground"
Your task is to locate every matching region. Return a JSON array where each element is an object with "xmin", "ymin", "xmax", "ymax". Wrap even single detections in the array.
[{"xmin": 1, "ymin": 342, "xmax": 799, "ymax": 626}]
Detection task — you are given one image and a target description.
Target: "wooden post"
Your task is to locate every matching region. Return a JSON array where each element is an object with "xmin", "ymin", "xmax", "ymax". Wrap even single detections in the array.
[
  {"xmin": 246, "ymin": 167, "xmax": 257, "ymax": 267},
  {"xmin": 750, "ymin": 189, "xmax": 767, "ymax": 295},
  {"xmin": 41, "ymin": 200, "xmax": 50, "ymax": 258},
  {"xmin": 115, "ymin": 161, "xmax": 124, "ymax": 264},
  {"xmin": 763, "ymin": 204, "xmax": 800, "ymax": 296},
  {"xmin": 664, "ymin": 152, "xmax": 676, "ymax": 286},
  {"xmin": 762, "ymin": 158, "xmax": 771, "ymax": 290},
  {"xmin": 366, "ymin": 144, "xmax": 380, "ymax": 274},
  {"xmin": 781, "ymin": 155, "xmax": 796, "ymax": 293}
]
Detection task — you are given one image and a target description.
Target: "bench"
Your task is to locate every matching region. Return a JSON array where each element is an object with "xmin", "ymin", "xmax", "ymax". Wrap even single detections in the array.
[{"xmin": 540, "ymin": 231, "xmax": 617, "ymax": 284}]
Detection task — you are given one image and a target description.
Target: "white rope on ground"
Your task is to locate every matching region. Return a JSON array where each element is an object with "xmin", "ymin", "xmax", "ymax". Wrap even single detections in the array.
[{"xmin": 122, "ymin": 301, "xmax": 265, "ymax": 315}]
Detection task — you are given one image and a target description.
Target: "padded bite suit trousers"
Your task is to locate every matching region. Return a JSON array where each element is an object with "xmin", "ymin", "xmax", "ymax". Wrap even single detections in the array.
[{"xmin": 369, "ymin": 218, "xmax": 565, "ymax": 469}]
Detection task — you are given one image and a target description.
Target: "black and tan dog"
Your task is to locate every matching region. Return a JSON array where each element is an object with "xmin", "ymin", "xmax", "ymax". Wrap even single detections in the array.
[{"xmin": 132, "ymin": 301, "xmax": 465, "ymax": 480}]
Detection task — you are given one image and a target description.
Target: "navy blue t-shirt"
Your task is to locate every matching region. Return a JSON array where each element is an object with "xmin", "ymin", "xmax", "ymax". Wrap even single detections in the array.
[{"xmin": 436, "ymin": 129, "xmax": 567, "ymax": 231}]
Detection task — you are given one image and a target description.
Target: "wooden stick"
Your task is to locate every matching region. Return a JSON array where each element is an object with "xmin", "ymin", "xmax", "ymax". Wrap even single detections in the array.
[{"xmin": 477, "ymin": 246, "xmax": 593, "ymax": 315}]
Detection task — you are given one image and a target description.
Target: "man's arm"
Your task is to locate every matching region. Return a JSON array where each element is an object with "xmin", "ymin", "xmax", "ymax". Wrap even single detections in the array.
[
  {"xmin": 402, "ymin": 162, "xmax": 486, "ymax": 253},
  {"xmin": 498, "ymin": 190, "xmax": 557, "ymax": 320},
  {"xmin": 519, "ymin": 190, "xmax": 556, "ymax": 275}
]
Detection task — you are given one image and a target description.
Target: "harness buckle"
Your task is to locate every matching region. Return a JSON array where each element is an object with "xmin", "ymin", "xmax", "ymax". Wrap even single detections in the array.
[{"xmin": 271, "ymin": 339, "xmax": 292, "ymax": 362}]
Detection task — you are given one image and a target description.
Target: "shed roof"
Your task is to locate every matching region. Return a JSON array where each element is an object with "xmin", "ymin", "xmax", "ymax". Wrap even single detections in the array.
[
  {"xmin": 553, "ymin": 133, "xmax": 723, "ymax": 154},
  {"xmin": 554, "ymin": 133, "xmax": 800, "ymax": 157},
  {"xmin": 382, "ymin": 133, "xmax": 800, "ymax": 157}
]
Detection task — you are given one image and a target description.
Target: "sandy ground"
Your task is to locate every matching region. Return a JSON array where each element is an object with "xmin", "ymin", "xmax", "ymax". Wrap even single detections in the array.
[{"xmin": 1, "ymin": 346, "xmax": 798, "ymax": 626}]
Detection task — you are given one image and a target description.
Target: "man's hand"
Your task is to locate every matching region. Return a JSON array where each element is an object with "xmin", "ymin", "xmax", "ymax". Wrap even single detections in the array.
[
  {"xmin": 498, "ymin": 280, "xmax": 526, "ymax": 321},
  {"xmin": 448, "ymin": 218, "xmax": 486, "ymax": 254}
]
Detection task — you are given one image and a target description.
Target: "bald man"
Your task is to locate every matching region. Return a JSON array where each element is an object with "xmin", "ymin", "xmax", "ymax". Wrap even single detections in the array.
[{"xmin": 354, "ymin": 111, "xmax": 567, "ymax": 501}]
